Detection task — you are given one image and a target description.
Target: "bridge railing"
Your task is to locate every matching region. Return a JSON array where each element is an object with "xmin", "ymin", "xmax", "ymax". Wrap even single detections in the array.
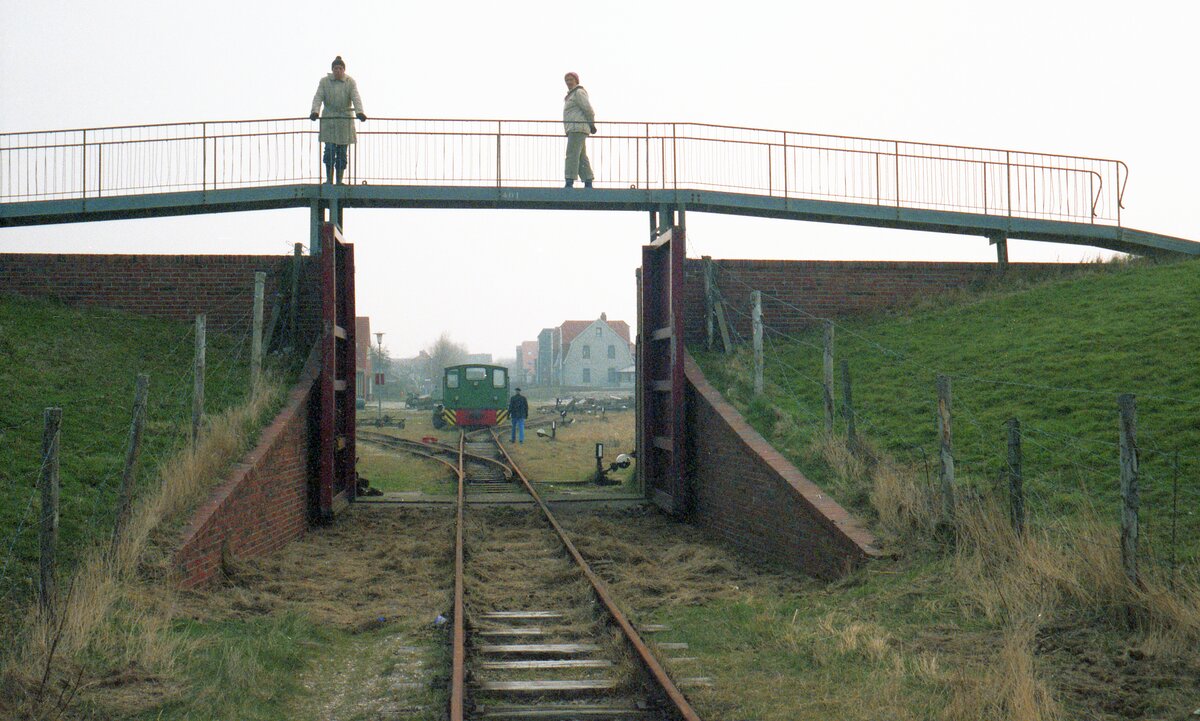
[{"xmin": 0, "ymin": 117, "xmax": 1127, "ymax": 225}]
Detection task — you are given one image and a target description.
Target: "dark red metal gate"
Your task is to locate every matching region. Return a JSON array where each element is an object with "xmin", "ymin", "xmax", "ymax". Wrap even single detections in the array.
[
  {"xmin": 317, "ymin": 222, "xmax": 356, "ymax": 521},
  {"xmin": 638, "ymin": 219, "xmax": 689, "ymax": 513}
]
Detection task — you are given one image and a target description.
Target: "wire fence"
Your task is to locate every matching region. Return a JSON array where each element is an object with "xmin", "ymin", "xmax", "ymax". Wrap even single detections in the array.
[
  {"xmin": 691, "ymin": 252, "xmax": 1199, "ymax": 574},
  {"xmin": 0, "ymin": 117, "xmax": 1127, "ymax": 225},
  {"xmin": 0, "ymin": 277, "xmax": 282, "ymax": 636}
]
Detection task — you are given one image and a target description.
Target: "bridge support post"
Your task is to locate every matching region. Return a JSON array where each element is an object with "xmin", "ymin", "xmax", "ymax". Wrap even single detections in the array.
[
  {"xmin": 639, "ymin": 219, "xmax": 689, "ymax": 515},
  {"xmin": 990, "ymin": 233, "xmax": 1009, "ymax": 270},
  {"xmin": 310, "ymin": 201, "xmax": 322, "ymax": 256}
]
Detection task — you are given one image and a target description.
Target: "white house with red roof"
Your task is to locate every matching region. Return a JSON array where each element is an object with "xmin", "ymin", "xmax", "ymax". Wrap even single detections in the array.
[{"xmin": 538, "ymin": 313, "xmax": 635, "ymax": 388}]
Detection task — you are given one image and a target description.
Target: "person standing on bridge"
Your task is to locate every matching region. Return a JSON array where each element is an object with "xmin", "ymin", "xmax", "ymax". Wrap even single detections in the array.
[
  {"xmin": 310, "ymin": 56, "xmax": 366, "ymax": 185},
  {"xmin": 508, "ymin": 387, "xmax": 529, "ymax": 444},
  {"xmin": 562, "ymin": 72, "xmax": 596, "ymax": 189}
]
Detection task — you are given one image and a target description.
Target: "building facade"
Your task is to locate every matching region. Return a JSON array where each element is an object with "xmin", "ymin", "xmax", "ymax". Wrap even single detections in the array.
[{"xmin": 555, "ymin": 313, "xmax": 635, "ymax": 388}]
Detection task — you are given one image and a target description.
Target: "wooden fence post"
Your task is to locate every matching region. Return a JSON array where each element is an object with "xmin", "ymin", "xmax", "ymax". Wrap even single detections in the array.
[
  {"xmin": 937, "ymin": 374, "xmax": 955, "ymax": 521},
  {"xmin": 290, "ymin": 242, "xmax": 302, "ymax": 346},
  {"xmin": 823, "ymin": 321, "xmax": 835, "ymax": 434},
  {"xmin": 1005, "ymin": 417, "xmax": 1024, "ymax": 537},
  {"xmin": 39, "ymin": 407, "xmax": 62, "ymax": 617},
  {"xmin": 703, "ymin": 256, "xmax": 714, "ymax": 351},
  {"xmin": 841, "ymin": 359, "xmax": 856, "ymax": 452},
  {"xmin": 111, "ymin": 374, "xmax": 149, "ymax": 557},
  {"xmin": 192, "ymin": 314, "xmax": 206, "ymax": 445},
  {"xmin": 251, "ymin": 271, "xmax": 266, "ymax": 388},
  {"xmin": 752, "ymin": 290, "xmax": 763, "ymax": 396},
  {"xmin": 1118, "ymin": 393, "xmax": 1139, "ymax": 589}
]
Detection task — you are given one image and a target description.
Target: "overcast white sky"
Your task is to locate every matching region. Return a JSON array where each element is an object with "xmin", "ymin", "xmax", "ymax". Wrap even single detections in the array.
[{"xmin": 2, "ymin": 0, "xmax": 1197, "ymax": 358}]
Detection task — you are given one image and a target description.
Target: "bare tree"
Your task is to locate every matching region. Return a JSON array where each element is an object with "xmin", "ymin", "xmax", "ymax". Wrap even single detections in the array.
[{"xmin": 426, "ymin": 333, "xmax": 469, "ymax": 390}]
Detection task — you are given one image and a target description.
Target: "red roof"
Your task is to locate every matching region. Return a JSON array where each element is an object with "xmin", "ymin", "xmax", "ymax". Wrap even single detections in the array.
[{"xmin": 559, "ymin": 318, "xmax": 631, "ymax": 355}]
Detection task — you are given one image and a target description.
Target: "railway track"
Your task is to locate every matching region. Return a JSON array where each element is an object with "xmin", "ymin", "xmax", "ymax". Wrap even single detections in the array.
[
  {"xmin": 358, "ymin": 430, "xmax": 519, "ymax": 494},
  {"xmin": 451, "ymin": 429, "xmax": 701, "ymax": 721}
]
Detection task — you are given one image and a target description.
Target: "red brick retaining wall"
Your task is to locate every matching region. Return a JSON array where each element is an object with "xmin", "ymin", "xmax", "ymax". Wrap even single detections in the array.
[
  {"xmin": 684, "ymin": 352, "xmax": 881, "ymax": 579},
  {"xmin": 175, "ymin": 349, "xmax": 320, "ymax": 588},
  {"xmin": 0, "ymin": 253, "xmax": 320, "ymax": 340},
  {"xmin": 682, "ymin": 258, "xmax": 1085, "ymax": 344}
]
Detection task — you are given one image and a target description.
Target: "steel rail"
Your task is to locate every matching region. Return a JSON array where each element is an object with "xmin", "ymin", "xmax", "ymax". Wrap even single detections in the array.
[
  {"xmin": 487, "ymin": 428, "xmax": 702, "ymax": 721},
  {"xmin": 357, "ymin": 432, "xmax": 461, "ymax": 475},
  {"xmin": 451, "ymin": 430, "xmax": 466, "ymax": 721},
  {"xmin": 358, "ymin": 431, "xmax": 513, "ymax": 478}
]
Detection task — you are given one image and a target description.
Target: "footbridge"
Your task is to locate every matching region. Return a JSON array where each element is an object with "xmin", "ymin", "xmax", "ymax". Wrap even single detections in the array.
[
  {"xmin": 2, "ymin": 117, "xmax": 1197, "ymax": 256},
  {"xmin": 2, "ymin": 116, "xmax": 1194, "ymax": 579}
]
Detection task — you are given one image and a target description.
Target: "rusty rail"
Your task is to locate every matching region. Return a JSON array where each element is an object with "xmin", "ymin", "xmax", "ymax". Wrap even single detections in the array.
[
  {"xmin": 486, "ymin": 428, "xmax": 702, "ymax": 721},
  {"xmin": 450, "ymin": 430, "xmax": 466, "ymax": 721}
]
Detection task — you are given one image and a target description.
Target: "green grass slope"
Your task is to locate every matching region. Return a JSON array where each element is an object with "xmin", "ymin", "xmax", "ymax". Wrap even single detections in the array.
[
  {"xmin": 0, "ymin": 294, "xmax": 255, "ymax": 635},
  {"xmin": 694, "ymin": 257, "xmax": 1200, "ymax": 563},
  {"xmin": 682, "ymin": 259, "xmax": 1200, "ymax": 720}
]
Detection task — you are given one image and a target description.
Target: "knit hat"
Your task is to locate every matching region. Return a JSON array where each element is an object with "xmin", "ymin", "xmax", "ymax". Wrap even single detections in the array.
[
  {"xmin": 332, "ymin": 56, "xmax": 346, "ymax": 69},
  {"xmin": 564, "ymin": 72, "xmax": 579, "ymax": 83}
]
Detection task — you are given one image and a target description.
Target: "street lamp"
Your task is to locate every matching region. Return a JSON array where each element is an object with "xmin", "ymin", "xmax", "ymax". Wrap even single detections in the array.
[{"xmin": 374, "ymin": 331, "xmax": 385, "ymax": 420}]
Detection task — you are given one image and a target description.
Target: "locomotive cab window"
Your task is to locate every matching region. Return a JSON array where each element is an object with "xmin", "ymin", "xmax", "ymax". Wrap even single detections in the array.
[
  {"xmin": 446, "ymin": 371, "xmax": 459, "ymax": 389},
  {"xmin": 493, "ymin": 369, "xmax": 507, "ymax": 388},
  {"xmin": 465, "ymin": 367, "xmax": 487, "ymax": 381}
]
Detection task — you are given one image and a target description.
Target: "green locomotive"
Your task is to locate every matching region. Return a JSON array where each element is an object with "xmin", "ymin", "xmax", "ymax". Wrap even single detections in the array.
[{"xmin": 432, "ymin": 363, "xmax": 511, "ymax": 429}]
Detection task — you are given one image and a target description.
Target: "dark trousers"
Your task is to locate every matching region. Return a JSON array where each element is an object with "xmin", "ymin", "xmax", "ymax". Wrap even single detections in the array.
[{"xmin": 323, "ymin": 143, "xmax": 348, "ymax": 171}]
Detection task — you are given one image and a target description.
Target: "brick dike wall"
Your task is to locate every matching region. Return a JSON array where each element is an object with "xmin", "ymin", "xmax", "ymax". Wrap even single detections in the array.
[
  {"xmin": 175, "ymin": 350, "xmax": 321, "ymax": 588},
  {"xmin": 685, "ymin": 353, "xmax": 880, "ymax": 579},
  {"xmin": 682, "ymin": 258, "xmax": 1086, "ymax": 344},
  {"xmin": 0, "ymin": 253, "xmax": 320, "ymax": 339}
]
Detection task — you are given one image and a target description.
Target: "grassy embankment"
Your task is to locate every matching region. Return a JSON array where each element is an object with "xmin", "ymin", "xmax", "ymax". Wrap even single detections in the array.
[
  {"xmin": 0, "ymin": 294, "xmax": 320, "ymax": 720},
  {"xmin": 0, "ymin": 294, "xmax": 261, "ymax": 638},
  {"xmin": 662, "ymin": 258, "xmax": 1200, "ymax": 720}
]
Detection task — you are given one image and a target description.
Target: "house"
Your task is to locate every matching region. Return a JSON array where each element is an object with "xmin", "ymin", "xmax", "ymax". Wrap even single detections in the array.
[
  {"xmin": 538, "ymin": 313, "xmax": 635, "ymax": 388},
  {"xmin": 516, "ymin": 340, "xmax": 538, "ymax": 386},
  {"xmin": 355, "ymin": 316, "xmax": 372, "ymax": 401}
]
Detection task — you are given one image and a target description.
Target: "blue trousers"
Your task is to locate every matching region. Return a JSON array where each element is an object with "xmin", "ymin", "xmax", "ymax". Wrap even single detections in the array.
[
  {"xmin": 323, "ymin": 143, "xmax": 348, "ymax": 171},
  {"xmin": 511, "ymin": 418, "xmax": 525, "ymax": 444}
]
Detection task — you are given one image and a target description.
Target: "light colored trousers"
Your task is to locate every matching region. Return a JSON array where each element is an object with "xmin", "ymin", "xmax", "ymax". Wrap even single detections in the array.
[{"xmin": 564, "ymin": 132, "xmax": 594, "ymax": 181}]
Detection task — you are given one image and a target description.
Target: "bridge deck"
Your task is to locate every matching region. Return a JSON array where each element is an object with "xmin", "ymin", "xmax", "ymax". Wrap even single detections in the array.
[
  {"xmin": 1, "ymin": 184, "xmax": 1194, "ymax": 256},
  {"xmin": 2, "ymin": 117, "xmax": 1195, "ymax": 255}
]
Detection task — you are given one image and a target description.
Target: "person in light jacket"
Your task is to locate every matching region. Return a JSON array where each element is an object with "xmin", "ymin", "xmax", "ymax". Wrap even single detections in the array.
[
  {"xmin": 310, "ymin": 56, "xmax": 366, "ymax": 184},
  {"xmin": 562, "ymin": 72, "xmax": 596, "ymax": 188}
]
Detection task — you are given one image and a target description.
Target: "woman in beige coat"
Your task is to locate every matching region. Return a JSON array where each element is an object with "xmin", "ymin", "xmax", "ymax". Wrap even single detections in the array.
[
  {"xmin": 310, "ymin": 56, "xmax": 366, "ymax": 184},
  {"xmin": 562, "ymin": 72, "xmax": 596, "ymax": 188}
]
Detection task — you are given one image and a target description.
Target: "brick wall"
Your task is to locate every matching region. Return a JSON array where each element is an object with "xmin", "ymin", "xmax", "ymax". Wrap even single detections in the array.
[
  {"xmin": 0, "ymin": 253, "xmax": 322, "ymax": 346},
  {"xmin": 175, "ymin": 349, "xmax": 320, "ymax": 588},
  {"xmin": 684, "ymin": 352, "xmax": 880, "ymax": 579},
  {"xmin": 682, "ymin": 258, "xmax": 1085, "ymax": 344}
]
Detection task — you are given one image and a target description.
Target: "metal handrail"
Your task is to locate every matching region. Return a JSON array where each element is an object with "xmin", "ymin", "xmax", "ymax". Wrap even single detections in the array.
[{"xmin": 0, "ymin": 117, "xmax": 1128, "ymax": 226}]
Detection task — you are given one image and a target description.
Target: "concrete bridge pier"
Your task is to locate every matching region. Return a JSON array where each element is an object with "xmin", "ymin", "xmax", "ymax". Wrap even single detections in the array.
[{"xmin": 990, "ymin": 232, "xmax": 1009, "ymax": 270}]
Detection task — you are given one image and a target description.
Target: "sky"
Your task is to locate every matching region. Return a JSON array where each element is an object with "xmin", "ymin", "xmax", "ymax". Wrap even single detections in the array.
[{"xmin": 2, "ymin": 0, "xmax": 1198, "ymax": 359}]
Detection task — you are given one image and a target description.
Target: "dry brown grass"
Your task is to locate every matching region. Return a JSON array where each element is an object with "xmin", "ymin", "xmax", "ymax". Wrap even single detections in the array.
[
  {"xmin": 503, "ymin": 411, "xmax": 636, "ymax": 484},
  {"xmin": 812, "ymin": 432, "xmax": 1200, "ymax": 718},
  {"xmin": 1, "ymin": 376, "xmax": 287, "ymax": 720},
  {"xmin": 942, "ymin": 621, "xmax": 1063, "ymax": 721}
]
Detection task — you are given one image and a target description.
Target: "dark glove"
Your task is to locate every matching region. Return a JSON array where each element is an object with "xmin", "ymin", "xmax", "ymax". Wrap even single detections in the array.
[
  {"xmin": 357, "ymin": 113, "xmax": 367, "ymax": 122},
  {"xmin": 589, "ymin": 124, "xmax": 597, "ymax": 134},
  {"xmin": 309, "ymin": 112, "xmax": 318, "ymax": 121}
]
